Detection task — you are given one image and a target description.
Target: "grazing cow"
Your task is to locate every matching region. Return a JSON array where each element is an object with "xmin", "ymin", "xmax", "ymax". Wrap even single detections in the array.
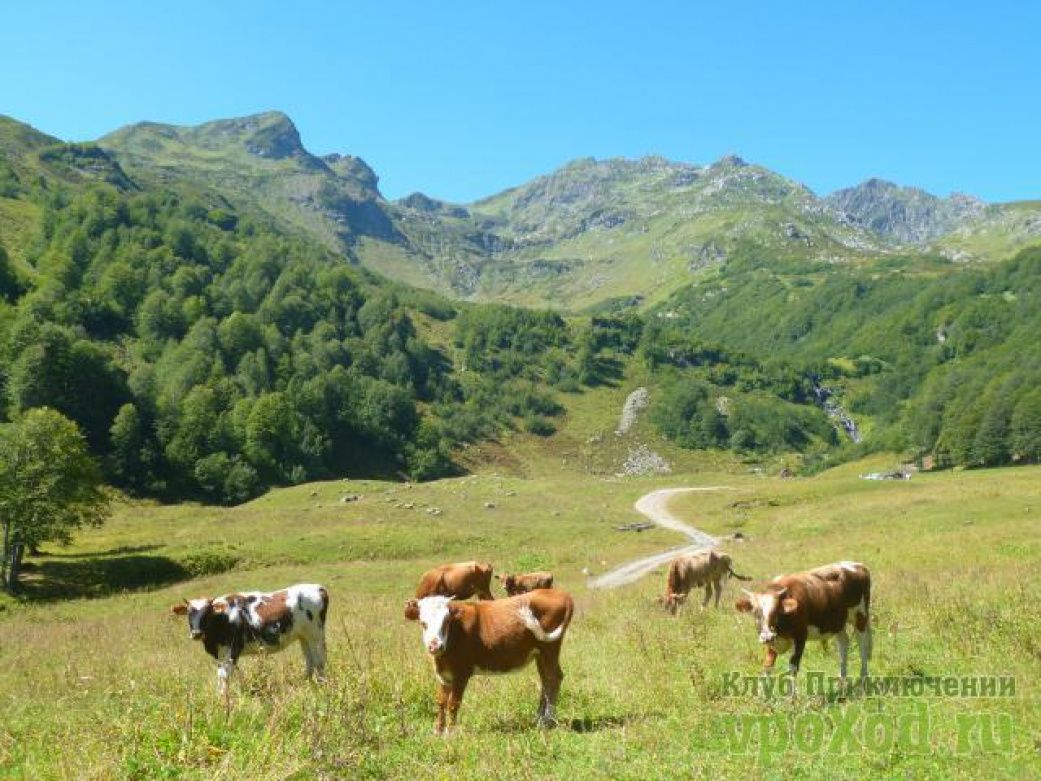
[
  {"xmin": 661, "ymin": 549, "xmax": 751, "ymax": 614},
  {"xmin": 735, "ymin": 561, "xmax": 872, "ymax": 682},
  {"xmin": 495, "ymin": 570, "xmax": 554, "ymax": 596},
  {"xmin": 171, "ymin": 583, "xmax": 329, "ymax": 696},
  {"xmin": 415, "ymin": 561, "xmax": 494, "ymax": 600},
  {"xmin": 404, "ymin": 588, "xmax": 574, "ymax": 734}
]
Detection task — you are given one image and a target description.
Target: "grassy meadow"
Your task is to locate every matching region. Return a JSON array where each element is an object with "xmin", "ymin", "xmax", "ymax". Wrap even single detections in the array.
[{"xmin": 0, "ymin": 457, "xmax": 1039, "ymax": 779}]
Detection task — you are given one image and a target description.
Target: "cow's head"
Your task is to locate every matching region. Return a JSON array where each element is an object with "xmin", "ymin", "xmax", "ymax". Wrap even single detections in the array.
[
  {"xmin": 660, "ymin": 591, "xmax": 688, "ymax": 615},
  {"xmin": 170, "ymin": 597, "xmax": 229, "ymax": 641},
  {"xmin": 735, "ymin": 588, "xmax": 798, "ymax": 644},
  {"xmin": 404, "ymin": 595, "xmax": 459, "ymax": 657},
  {"xmin": 495, "ymin": 573, "xmax": 518, "ymax": 596}
]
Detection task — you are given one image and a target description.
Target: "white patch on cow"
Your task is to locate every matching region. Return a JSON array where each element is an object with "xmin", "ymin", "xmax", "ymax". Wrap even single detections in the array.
[
  {"xmin": 418, "ymin": 595, "xmax": 453, "ymax": 655},
  {"xmin": 517, "ymin": 604, "xmax": 564, "ymax": 643},
  {"xmin": 198, "ymin": 583, "xmax": 329, "ymax": 694},
  {"xmin": 755, "ymin": 593, "xmax": 779, "ymax": 643},
  {"xmin": 838, "ymin": 561, "xmax": 860, "ymax": 572}
]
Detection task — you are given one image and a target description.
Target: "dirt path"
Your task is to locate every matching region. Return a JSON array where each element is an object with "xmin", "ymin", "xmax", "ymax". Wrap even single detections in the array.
[{"xmin": 587, "ymin": 487, "xmax": 724, "ymax": 589}]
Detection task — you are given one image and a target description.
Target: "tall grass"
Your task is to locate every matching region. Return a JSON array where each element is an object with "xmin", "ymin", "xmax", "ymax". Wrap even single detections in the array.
[{"xmin": 0, "ymin": 463, "xmax": 1038, "ymax": 778}]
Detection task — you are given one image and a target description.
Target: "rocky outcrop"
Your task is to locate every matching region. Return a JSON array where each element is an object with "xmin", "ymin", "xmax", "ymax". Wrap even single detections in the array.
[
  {"xmin": 825, "ymin": 178, "xmax": 986, "ymax": 245},
  {"xmin": 616, "ymin": 387, "xmax": 650, "ymax": 434},
  {"xmin": 618, "ymin": 445, "xmax": 671, "ymax": 476}
]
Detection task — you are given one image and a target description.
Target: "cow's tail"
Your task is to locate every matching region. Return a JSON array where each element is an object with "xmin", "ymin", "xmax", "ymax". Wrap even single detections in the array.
[
  {"xmin": 318, "ymin": 586, "xmax": 330, "ymax": 627},
  {"xmin": 727, "ymin": 563, "xmax": 752, "ymax": 582},
  {"xmin": 520, "ymin": 598, "xmax": 571, "ymax": 643},
  {"xmin": 858, "ymin": 570, "xmax": 872, "ymax": 658}
]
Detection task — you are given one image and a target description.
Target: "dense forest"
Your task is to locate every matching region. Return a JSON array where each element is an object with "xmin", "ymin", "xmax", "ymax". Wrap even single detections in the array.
[
  {"xmin": 0, "ymin": 175, "xmax": 630, "ymax": 502},
  {"xmin": 656, "ymin": 244, "xmax": 1041, "ymax": 468}
]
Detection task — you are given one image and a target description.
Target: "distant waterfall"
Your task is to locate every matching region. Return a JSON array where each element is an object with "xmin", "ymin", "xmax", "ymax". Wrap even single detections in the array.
[{"xmin": 812, "ymin": 381, "xmax": 861, "ymax": 444}]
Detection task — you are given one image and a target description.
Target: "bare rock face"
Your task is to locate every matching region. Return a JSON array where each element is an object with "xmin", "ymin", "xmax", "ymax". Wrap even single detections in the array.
[
  {"xmin": 616, "ymin": 387, "xmax": 650, "ymax": 435},
  {"xmin": 618, "ymin": 445, "xmax": 671, "ymax": 476},
  {"xmin": 824, "ymin": 178, "xmax": 985, "ymax": 245}
]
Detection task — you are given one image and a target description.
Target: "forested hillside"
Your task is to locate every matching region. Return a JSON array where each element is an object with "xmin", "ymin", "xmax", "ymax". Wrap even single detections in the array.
[
  {"xmin": 0, "ymin": 120, "xmax": 618, "ymax": 501},
  {"xmin": 655, "ymin": 244, "xmax": 1041, "ymax": 468},
  {"xmin": 2, "ymin": 110, "xmax": 1041, "ymax": 501}
]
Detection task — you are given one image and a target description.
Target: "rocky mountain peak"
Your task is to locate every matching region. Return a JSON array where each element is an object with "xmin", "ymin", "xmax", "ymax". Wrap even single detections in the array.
[
  {"xmin": 825, "ymin": 178, "xmax": 987, "ymax": 245},
  {"xmin": 322, "ymin": 153, "xmax": 381, "ymax": 195}
]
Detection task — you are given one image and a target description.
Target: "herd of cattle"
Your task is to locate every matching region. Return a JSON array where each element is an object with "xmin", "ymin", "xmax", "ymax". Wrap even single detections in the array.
[{"xmin": 171, "ymin": 552, "xmax": 872, "ymax": 734}]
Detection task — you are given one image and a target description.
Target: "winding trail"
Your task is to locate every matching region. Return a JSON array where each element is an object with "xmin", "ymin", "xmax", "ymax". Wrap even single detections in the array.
[{"xmin": 587, "ymin": 487, "xmax": 725, "ymax": 590}]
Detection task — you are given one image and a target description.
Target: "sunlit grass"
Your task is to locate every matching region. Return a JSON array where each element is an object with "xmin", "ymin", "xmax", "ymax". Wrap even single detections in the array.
[{"xmin": 1, "ymin": 460, "xmax": 1038, "ymax": 778}]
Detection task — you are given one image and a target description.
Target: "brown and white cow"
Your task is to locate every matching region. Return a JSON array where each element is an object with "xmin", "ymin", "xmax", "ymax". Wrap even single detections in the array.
[
  {"xmin": 735, "ymin": 561, "xmax": 872, "ymax": 682},
  {"xmin": 404, "ymin": 588, "xmax": 574, "ymax": 734},
  {"xmin": 495, "ymin": 570, "xmax": 554, "ymax": 596},
  {"xmin": 662, "ymin": 549, "xmax": 751, "ymax": 614},
  {"xmin": 415, "ymin": 561, "xmax": 494, "ymax": 601},
  {"xmin": 171, "ymin": 583, "xmax": 329, "ymax": 696}
]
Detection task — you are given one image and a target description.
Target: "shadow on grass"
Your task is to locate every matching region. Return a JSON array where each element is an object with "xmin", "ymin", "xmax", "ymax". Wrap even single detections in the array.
[
  {"xmin": 568, "ymin": 714, "xmax": 636, "ymax": 733},
  {"xmin": 492, "ymin": 713, "xmax": 643, "ymax": 734},
  {"xmin": 38, "ymin": 544, "xmax": 163, "ymax": 560},
  {"xmin": 17, "ymin": 552, "xmax": 191, "ymax": 602}
]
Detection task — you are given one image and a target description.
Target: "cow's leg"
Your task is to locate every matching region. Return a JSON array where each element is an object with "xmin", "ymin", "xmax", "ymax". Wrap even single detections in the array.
[
  {"xmin": 712, "ymin": 578, "xmax": 723, "ymax": 608},
  {"xmin": 762, "ymin": 646, "xmax": 778, "ymax": 674},
  {"xmin": 313, "ymin": 633, "xmax": 327, "ymax": 681},
  {"xmin": 786, "ymin": 634, "xmax": 806, "ymax": 697},
  {"xmin": 701, "ymin": 584, "xmax": 711, "ymax": 608},
  {"xmin": 445, "ymin": 675, "xmax": 469, "ymax": 732},
  {"xmin": 789, "ymin": 635, "xmax": 806, "ymax": 676},
  {"xmin": 478, "ymin": 588, "xmax": 494, "ymax": 601},
  {"xmin": 217, "ymin": 655, "xmax": 236, "ymax": 700},
  {"xmin": 536, "ymin": 649, "xmax": 564, "ymax": 727},
  {"xmin": 435, "ymin": 682, "xmax": 451, "ymax": 735},
  {"xmin": 856, "ymin": 622, "xmax": 871, "ymax": 681},
  {"xmin": 300, "ymin": 638, "xmax": 316, "ymax": 680},
  {"xmin": 834, "ymin": 629, "xmax": 850, "ymax": 683}
]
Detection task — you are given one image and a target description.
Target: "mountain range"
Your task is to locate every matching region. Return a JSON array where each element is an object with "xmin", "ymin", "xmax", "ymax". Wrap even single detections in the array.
[{"xmin": 3, "ymin": 110, "xmax": 1041, "ymax": 310}]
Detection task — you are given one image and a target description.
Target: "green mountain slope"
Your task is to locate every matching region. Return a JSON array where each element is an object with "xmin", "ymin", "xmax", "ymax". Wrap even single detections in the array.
[
  {"xmin": 825, "ymin": 177, "xmax": 1041, "ymax": 262},
  {"xmin": 94, "ymin": 111, "xmax": 1041, "ymax": 311},
  {"xmin": 454, "ymin": 154, "xmax": 885, "ymax": 308},
  {"xmin": 99, "ymin": 111, "xmax": 400, "ymax": 253}
]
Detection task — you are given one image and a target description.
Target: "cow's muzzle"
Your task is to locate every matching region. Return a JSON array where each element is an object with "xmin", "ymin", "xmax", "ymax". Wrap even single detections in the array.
[
  {"xmin": 427, "ymin": 640, "xmax": 444, "ymax": 656},
  {"xmin": 758, "ymin": 631, "xmax": 776, "ymax": 644}
]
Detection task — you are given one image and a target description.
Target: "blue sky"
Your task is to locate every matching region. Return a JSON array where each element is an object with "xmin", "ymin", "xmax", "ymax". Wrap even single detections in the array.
[{"xmin": 3, "ymin": 1, "xmax": 1038, "ymax": 203}]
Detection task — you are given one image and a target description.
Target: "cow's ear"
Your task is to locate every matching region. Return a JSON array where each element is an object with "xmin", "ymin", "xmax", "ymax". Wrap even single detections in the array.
[
  {"xmin": 735, "ymin": 597, "xmax": 753, "ymax": 613},
  {"xmin": 781, "ymin": 597, "xmax": 799, "ymax": 615},
  {"xmin": 404, "ymin": 599, "xmax": 420, "ymax": 621},
  {"xmin": 170, "ymin": 601, "xmax": 188, "ymax": 615}
]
